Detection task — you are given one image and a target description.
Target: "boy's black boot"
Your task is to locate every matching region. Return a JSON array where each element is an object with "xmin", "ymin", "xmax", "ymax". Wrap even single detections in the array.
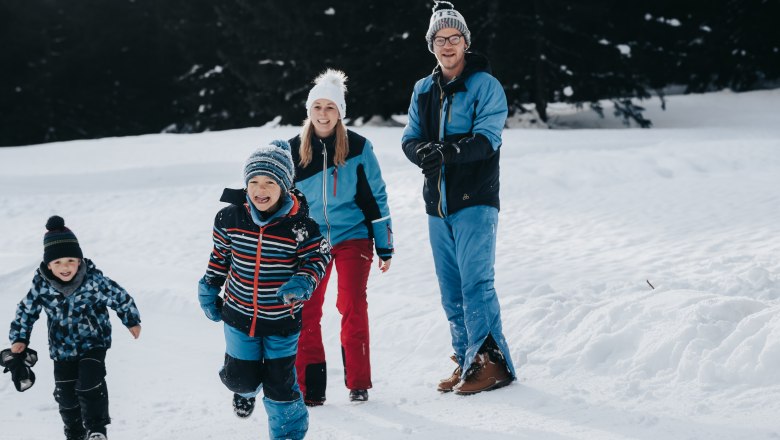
[
  {"xmin": 232, "ymin": 393, "xmax": 256, "ymax": 418},
  {"xmin": 63, "ymin": 424, "xmax": 86, "ymax": 440}
]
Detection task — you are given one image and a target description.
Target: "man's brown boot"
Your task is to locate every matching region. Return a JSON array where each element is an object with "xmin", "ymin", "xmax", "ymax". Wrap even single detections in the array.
[
  {"xmin": 453, "ymin": 353, "xmax": 512, "ymax": 395},
  {"xmin": 437, "ymin": 355, "xmax": 462, "ymax": 392}
]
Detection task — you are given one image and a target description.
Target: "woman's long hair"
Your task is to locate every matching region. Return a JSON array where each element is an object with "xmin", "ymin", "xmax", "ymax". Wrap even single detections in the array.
[{"xmin": 298, "ymin": 118, "xmax": 349, "ymax": 167}]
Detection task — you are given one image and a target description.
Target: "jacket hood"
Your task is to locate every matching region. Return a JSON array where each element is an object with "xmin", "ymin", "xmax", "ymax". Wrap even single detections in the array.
[
  {"xmin": 219, "ymin": 187, "xmax": 312, "ymax": 221},
  {"xmin": 38, "ymin": 258, "xmax": 96, "ymax": 296}
]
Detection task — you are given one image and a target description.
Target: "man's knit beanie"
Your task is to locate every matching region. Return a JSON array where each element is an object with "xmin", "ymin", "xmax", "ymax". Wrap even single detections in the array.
[{"xmin": 426, "ymin": 1, "xmax": 471, "ymax": 53}]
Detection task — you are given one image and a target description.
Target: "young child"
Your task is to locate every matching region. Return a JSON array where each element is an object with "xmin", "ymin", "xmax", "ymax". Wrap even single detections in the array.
[
  {"xmin": 8, "ymin": 216, "xmax": 142, "ymax": 440},
  {"xmin": 198, "ymin": 140, "xmax": 331, "ymax": 440}
]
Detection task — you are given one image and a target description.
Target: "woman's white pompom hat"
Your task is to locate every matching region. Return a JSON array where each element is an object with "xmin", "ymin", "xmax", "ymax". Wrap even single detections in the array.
[{"xmin": 306, "ymin": 69, "xmax": 348, "ymax": 119}]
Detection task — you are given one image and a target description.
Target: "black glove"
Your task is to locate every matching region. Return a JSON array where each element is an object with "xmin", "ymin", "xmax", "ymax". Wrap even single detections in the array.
[
  {"xmin": 420, "ymin": 142, "xmax": 459, "ymax": 178},
  {"xmin": 435, "ymin": 142, "xmax": 459, "ymax": 164},
  {"xmin": 420, "ymin": 151, "xmax": 441, "ymax": 178},
  {"xmin": 414, "ymin": 142, "xmax": 434, "ymax": 166},
  {"xmin": 0, "ymin": 348, "xmax": 38, "ymax": 392}
]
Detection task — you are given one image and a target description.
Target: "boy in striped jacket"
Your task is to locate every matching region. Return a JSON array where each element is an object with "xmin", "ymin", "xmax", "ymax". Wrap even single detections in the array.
[{"xmin": 198, "ymin": 140, "xmax": 331, "ymax": 440}]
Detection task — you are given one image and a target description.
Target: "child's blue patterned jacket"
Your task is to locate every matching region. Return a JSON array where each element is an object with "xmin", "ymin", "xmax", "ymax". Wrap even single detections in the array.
[{"xmin": 9, "ymin": 258, "xmax": 141, "ymax": 361}]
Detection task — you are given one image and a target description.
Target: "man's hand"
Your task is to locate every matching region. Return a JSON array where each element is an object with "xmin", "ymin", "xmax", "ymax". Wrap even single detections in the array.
[
  {"xmin": 419, "ymin": 142, "xmax": 459, "ymax": 178},
  {"xmin": 415, "ymin": 142, "xmax": 434, "ymax": 166},
  {"xmin": 433, "ymin": 142, "xmax": 459, "ymax": 164}
]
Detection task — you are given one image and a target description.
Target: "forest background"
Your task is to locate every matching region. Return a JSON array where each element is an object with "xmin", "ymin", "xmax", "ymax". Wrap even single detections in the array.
[{"xmin": 1, "ymin": 0, "xmax": 778, "ymax": 147}]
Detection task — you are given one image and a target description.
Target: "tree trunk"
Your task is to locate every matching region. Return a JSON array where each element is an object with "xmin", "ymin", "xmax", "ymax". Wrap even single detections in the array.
[{"xmin": 532, "ymin": 0, "xmax": 548, "ymax": 122}]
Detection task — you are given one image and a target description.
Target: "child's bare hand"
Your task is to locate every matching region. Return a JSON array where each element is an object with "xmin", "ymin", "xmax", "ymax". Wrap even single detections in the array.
[
  {"xmin": 11, "ymin": 342, "xmax": 26, "ymax": 353},
  {"xmin": 128, "ymin": 325, "xmax": 141, "ymax": 339},
  {"xmin": 378, "ymin": 258, "xmax": 392, "ymax": 273}
]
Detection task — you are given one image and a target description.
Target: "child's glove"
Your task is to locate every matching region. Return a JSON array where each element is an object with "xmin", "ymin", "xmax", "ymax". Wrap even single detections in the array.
[
  {"xmin": 0, "ymin": 348, "xmax": 38, "ymax": 392},
  {"xmin": 198, "ymin": 277, "xmax": 223, "ymax": 322},
  {"xmin": 276, "ymin": 276, "xmax": 315, "ymax": 304}
]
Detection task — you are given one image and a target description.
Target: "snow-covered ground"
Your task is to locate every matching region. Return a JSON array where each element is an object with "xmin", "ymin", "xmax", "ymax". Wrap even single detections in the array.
[{"xmin": 1, "ymin": 89, "xmax": 779, "ymax": 439}]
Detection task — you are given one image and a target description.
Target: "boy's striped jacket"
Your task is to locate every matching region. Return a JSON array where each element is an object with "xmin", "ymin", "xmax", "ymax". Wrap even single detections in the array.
[{"xmin": 203, "ymin": 188, "xmax": 331, "ymax": 337}]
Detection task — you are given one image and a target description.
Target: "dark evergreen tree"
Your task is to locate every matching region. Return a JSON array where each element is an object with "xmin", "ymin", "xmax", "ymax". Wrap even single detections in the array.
[
  {"xmin": 0, "ymin": 0, "xmax": 191, "ymax": 146},
  {"xmin": 488, "ymin": 0, "xmax": 657, "ymax": 126},
  {"xmin": 2, "ymin": 0, "xmax": 778, "ymax": 146},
  {"xmin": 686, "ymin": 0, "xmax": 780, "ymax": 91},
  {"xmin": 210, "ymin": 0, "xmax": 431, "ymax": 125},
  {"xmin": 157, "ymin": 1, "xmax": 245, "ymax": 132}
]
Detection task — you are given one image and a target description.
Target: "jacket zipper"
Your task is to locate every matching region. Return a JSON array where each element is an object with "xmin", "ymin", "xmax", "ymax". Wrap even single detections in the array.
[
  {"xmin": 437, "ymin": 81, "xmax": 446, "ymax": 218},
  {"xmin": 249, "ymin": 226, "xmax": 265, "ymax": 337},
  {"xmin": 320, "ymin": 139, "xmax": 332, "ymax": 242}
]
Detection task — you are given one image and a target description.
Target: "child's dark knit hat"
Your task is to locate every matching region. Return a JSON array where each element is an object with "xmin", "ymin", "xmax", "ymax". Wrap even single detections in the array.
[
  {"xmin": 244, "ymin": 140, "xmax": 295, "ymax": 193},
  {"xmin": 43, "ymin": 216, "xmax": 83, "ymax": 264}
]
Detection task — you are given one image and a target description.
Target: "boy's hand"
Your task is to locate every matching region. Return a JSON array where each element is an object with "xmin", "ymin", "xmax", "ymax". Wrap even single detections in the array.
[
  {"xmin": 198, "ymin": 277, "xmax": 223, "ymax": 322},
  {"xmin": 128, "ymin": 325, "xmax": 141, "ymax": 339},
  {"xmin": 277, "ymin": 276, "xmax": 314, "ymax": 304},
  {"xmin": 11, "ymin": 342, "xmax": 26, "ymax": 354},
  {"xmin": 378, "ymin": 258, "xmax": 392, "ymax": 273}
]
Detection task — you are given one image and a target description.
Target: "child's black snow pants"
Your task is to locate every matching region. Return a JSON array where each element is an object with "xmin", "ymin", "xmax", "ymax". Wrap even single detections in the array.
[{"xmin": 53, "ymin": 349, "xmax": 110, "ymax": 434}]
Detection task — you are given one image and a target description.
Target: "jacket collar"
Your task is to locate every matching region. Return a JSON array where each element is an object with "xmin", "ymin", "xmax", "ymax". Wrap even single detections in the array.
[
  {"xmin": 220, "ymin": 188, "xmax": 307, "ymax": 225},
  {"xmin": 310, "ymin": 132, "xmax": 337, "ymax": 152},
  {"xmin": 246, "ymin": 191, "xmax": 296, "ymax": 227},
  {"xmin": 433, "ymin": 52, "xmax": 493, "ymax": 93},
  {"xmin": 39, "ymin": 259, "xmax": 89, "ymax": 296}
]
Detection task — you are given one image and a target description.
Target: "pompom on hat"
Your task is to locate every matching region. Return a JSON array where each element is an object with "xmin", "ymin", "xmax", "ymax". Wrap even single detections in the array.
[
  {"xmin": 43, "ymin": 216, "xmax": 83, "ymax": 264},
  {"xmin": 244, "ymin": 140, "xmax": 296, "ymax": 193},
  {"xmin": 305, "ymin": 69, "xmax": 348, "ymax": 119},
  {"xmin": 426, "ymin": 1, "xmax": 471, "ymax": 53}
]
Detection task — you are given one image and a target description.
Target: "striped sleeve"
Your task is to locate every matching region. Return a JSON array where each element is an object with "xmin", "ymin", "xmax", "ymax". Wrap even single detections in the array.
[
  {"xmin": 295, "ymin": 218, "xmax": 331, "ymax": 288},
  {"xmin": 205, "ymin": 210, "xmax": 232, "ymax": 286}
]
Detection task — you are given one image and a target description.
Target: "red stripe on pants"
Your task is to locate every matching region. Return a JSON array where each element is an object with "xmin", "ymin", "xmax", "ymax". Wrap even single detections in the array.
[{"xmin": 296, "ymin": 238, "xmax": 374, "ymax": 399}]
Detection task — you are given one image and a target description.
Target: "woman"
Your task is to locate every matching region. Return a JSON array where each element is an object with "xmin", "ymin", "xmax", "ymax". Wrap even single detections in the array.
[{"xmin": 289, "ymin": 69, "xmax": 393, "ymax": 405}]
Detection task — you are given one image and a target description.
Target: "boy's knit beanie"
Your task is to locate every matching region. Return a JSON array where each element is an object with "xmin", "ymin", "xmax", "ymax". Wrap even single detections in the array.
[
  {"xmin": 426, "ymin": 1, "xmax": 471, "ymax": 53},
  {"xmin": 244, "ymin": 140, "xmax": 295, "ymax": 193},
  {"xmin": 43, "ymin": 216, "xmax": 83, "ymax": 264},
  {"xmin": 305, "ymin": 69, "xmax": 348, "ymax": 119}
]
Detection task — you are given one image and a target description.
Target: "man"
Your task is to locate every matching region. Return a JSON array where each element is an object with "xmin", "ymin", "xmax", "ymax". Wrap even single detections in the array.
[{"xmin": 401, "ymin": 0, "xmax": 516, "ymax": 395}]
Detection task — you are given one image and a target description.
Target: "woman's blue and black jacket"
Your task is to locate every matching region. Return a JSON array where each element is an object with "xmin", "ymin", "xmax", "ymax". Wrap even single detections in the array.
[
  {"xmin": 289, "ymin": 130, "xmax": 393, "ymax": 261},
  {"xmin": 401, "ymin": 52, "xmax": 508, "ymax": 217}
]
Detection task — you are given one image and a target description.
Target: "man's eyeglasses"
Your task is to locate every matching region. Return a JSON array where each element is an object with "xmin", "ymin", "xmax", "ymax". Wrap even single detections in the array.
[{"xmin": 433, "ymin": 34, "xmax": 463, "ymax": 47}]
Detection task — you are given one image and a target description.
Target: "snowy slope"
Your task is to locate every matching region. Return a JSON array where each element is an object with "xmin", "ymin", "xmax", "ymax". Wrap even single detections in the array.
[{"xmin": 1, "ymin": 89, "xmax": 779, "ymax": 439}]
